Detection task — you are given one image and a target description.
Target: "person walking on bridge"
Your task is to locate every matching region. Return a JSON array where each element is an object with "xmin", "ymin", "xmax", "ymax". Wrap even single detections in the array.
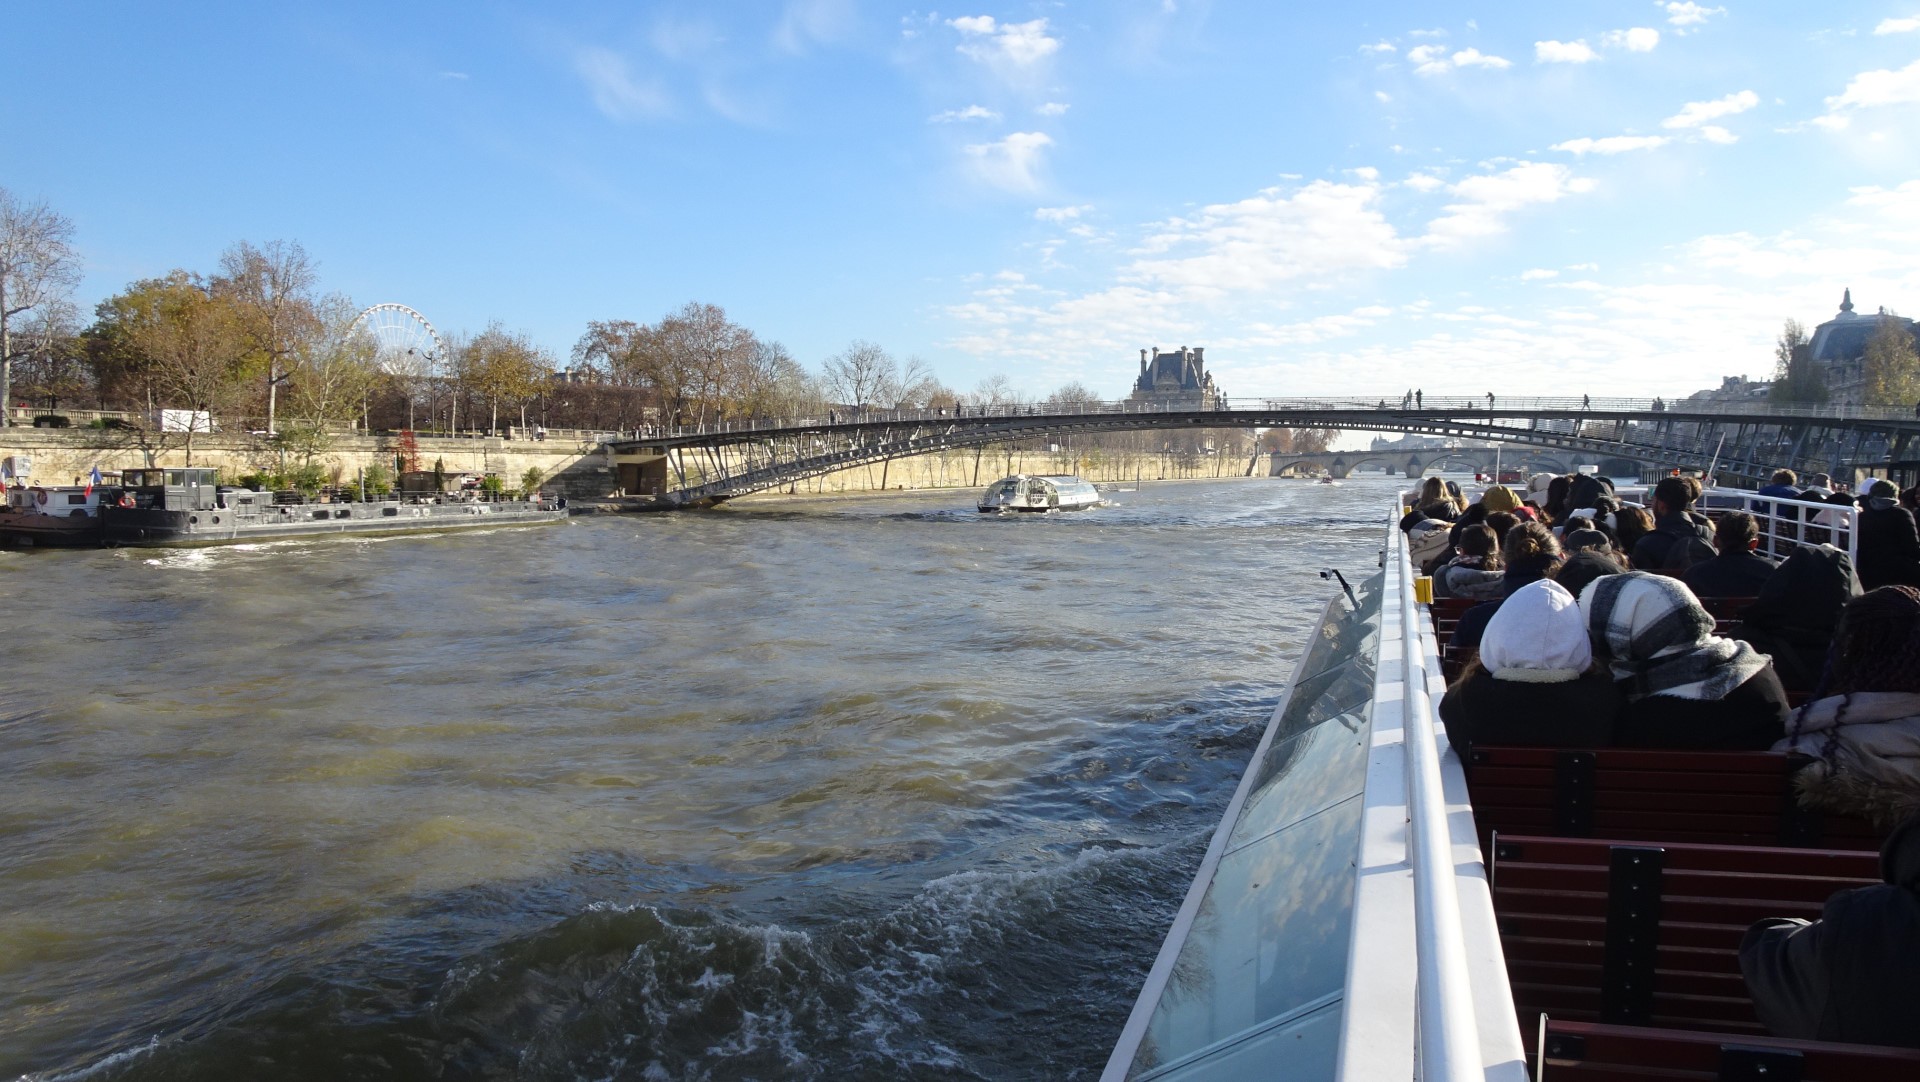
[
  {"xmin": 1487, "ymin": 391, "xmax": 1496, "ymax": 411},
  {"xmin": 1416, "ymin": 389, "xmax": 1423, "ymax": 409}
]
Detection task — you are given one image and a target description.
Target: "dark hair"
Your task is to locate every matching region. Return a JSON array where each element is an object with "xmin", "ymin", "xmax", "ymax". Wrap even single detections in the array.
[
  {"xmin": 1592, "ymin": 494, "xmax": 1620, "ymax": 517},
  {"xmin": 1552, "ymin": 549, "xmax": 1626, "ymax": 600},
  {"xmin": 1614, "ymin": 506, "xmax": 1655, "ymax": 553},
  {"xmin": 1458, "ymin": 523, "xmax": 1499, "ymax": 560},
  {"xmin": 1544, "ymin": 475, "xmax": 1573, "ymax": 522},
  {"xmin": 1714, "ymin": 510, "xmax": 1758, "ymax": 553},
  {"xmin": 1561, "ymin": 514, "xmax": 1596, "ymax": 533},
  {"xmin": 1653, "ymin": 475, "xmax": 1695, "ymax": 511},
  {"xmin": 1417, "ymin": 499, "xmax": 1458, "ymax": 522},
  {"xmin": 1902, "ymin": 486, "xmax": 1920, "ymax": 512},
  {"xmin": 1771, "ymin": 468, "xmax": 1797, "ymax": 486},
  {"xmin": 1563, "ymin": 528, "xmax": 1613, "ymax": 555},
  {"xmin": 1485, "ymin": 510, "xmax": 1519, "ymax": 543},
  {"xmin": 1869, "ymin": 478, "xmax": 1898, "ymax": 500},
  {"xmin": 1502, "ymin": 520, "xmax": 1561, "ymax": 566}
]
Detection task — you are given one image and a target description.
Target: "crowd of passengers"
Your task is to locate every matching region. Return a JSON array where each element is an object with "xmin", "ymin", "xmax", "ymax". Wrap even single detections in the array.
[{"xmin": 1399, "ymin": 469, "xmax": 1920, "ymax": 1050}]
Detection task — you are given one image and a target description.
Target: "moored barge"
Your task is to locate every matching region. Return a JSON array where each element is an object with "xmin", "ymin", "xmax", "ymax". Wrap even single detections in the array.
[{"xmin": 97, "ymin": 468, "xmax": 566, "ymax": 547}]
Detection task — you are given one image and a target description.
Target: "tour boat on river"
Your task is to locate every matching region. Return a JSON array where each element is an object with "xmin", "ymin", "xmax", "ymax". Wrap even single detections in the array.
[
  {"xmin": 93, "ymin": 467, "xmax": 567, "ymax": 547},
  {"xmin": 977, "ymin": 474, "xmax": 1105, "ymax": 513}
]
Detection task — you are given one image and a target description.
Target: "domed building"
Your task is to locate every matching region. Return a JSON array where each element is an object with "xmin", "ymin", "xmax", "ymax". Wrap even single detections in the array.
[{"xmin": 1808, "ymin": 288, "xmax": 1918, "ymax": 406}]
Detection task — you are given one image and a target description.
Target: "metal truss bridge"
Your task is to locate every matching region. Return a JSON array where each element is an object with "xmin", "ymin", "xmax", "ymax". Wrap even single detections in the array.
[{"xmin": 605, "ymin": 395, "xmax": 1920, "ymax": 507}]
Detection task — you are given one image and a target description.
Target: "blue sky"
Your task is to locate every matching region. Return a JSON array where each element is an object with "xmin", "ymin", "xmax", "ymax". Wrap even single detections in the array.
[{"xmin": 8, "ymin": 2, "xmax": 1920, "ymax": 402}]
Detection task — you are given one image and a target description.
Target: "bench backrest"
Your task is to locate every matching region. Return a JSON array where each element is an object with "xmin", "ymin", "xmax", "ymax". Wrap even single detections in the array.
[
  {"xmin": 1539, "ymin": 1019, "xmax": 1920, "ymax": 1080},
  {"xmin": 1492, "ymin": 833, "xmax": 1878, "ymax": 1034},
  {"xmin": 1464, "ymin": 746, "xmax": 1884, "ymax": 854}
]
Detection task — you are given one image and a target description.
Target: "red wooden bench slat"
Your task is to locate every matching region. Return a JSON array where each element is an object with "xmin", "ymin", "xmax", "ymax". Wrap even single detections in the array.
[{"xmin": 1493, "ymin": 836, "xmax": 1880, "ymax": 877}]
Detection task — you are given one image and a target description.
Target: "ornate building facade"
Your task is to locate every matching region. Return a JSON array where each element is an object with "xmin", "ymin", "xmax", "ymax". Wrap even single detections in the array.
[
  {"xmin": 1128, "ymin": 345, "xmax": 1224, "ymax": 408},
  {"xmin": 1808, "ymin": 288, "xmax": 1919, "ymax": 407}
]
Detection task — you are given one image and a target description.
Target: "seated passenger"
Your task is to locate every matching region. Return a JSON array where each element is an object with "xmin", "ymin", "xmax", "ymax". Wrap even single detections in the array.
[
  {"xmin": 1681, "ymin": 510, "xmax": 1776, "ymax": 597},
  {"xmin": 1776, "ymin": 586, "xmax": 1920, "ymax": 826},
  {"xmin": 1552, "ymin": 548, "xmax": 1627, "ymax": 602},
  {"xmin": 1483, "ymin": 510, "xmax": 1519, "ymax": 545},
  {"xmin": 1739, "ymin": 812, "xmax": 1920, "ymax": 1048},
  {"xmin": 1561, "ymin": 527, "xmax": 1613, "ymax": 556},
  {"xmin": 1630, "ymin": 475, "xmax": 1716, "ymax": 575},
  {"xmin": 1729, "ymin": 544, "xmax": 1860, "ymax": 694},
  {"xmin": 1581, "ymin": 571, "xmax": 1790, "ymax": 749},
  {"xmin": 1856, "ymin": 479, "xmax": 1920, "ymax": 591},
  {"xmin": 1613, "ymin": 505, "xmax": 1654, "ymax": 558},
  {"xmin": 1438, "ymin": 579, "xmax": 1619, "ymax": 753},
  {"xmin": 1433, "ymin": 524, "xmax": 1505, "ymax": 601},
  {"xmin": 1449, "ymin": 522, "xmax": 1563, "ymax": 655},
  {"xmin": 1756, "ymin": 468, "xmax": 1800, "ymax": 500}
]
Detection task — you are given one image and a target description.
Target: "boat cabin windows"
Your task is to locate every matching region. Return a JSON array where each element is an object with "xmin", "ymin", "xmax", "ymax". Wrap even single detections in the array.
[{"xmin": 120, "ymin": 468, "xmax": 220, "ymax": 511}]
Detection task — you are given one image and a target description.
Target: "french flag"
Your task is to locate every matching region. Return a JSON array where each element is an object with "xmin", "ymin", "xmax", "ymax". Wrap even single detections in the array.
[{"xmin": 84, "ymin": 466, "xmax": 100, "ymax": 497}]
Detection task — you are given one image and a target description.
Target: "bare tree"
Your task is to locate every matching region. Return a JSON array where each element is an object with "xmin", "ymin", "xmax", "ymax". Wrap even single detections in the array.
[
  {"xmin": 1045, "ymin": 380, "xmax": 1101, "ymax": 411},
  {"xmin": 822, "ymin": 340, "xmax": 899, "ymax": 408},
  {"xmin": 968, "ymin": 373, "xmax": 1015, "ymax": 410},
  {"xmin": 214, "ymin": 240, "xmax": 320, "ymax": 435},
  {"xmin": 280, "ymin": 295, "xmax": 384, "ymax": 464},
  {"xmin": 0, "ymin": 188, "xmax": 81, "ymax": 427}
]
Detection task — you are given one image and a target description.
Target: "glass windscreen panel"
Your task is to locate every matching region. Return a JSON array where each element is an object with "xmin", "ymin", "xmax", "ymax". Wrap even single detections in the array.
[{"xmin": 1124, "ymin": 570, "xmax": 1383, "ymax": 1080}]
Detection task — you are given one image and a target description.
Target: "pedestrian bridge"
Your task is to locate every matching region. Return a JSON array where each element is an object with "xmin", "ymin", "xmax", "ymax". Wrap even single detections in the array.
[
  {"xmin": 1268, "ymin": 444, "xmax": 1614, "ymax": 479},
  {"xmin": 602, "ymin": 395, "xmax": 1920, "ymax": 507}
]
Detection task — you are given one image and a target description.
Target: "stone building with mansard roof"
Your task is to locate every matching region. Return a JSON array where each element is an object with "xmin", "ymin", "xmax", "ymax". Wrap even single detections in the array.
[{"xmin": 1128, "ymin": 345, "xmax": 1224, "ymax": 408}]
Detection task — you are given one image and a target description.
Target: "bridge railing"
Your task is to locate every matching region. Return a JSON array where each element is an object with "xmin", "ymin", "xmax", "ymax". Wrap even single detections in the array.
[{"xmin": 612, "ymin": 395, "xmax": 1920, "ymax": 444}]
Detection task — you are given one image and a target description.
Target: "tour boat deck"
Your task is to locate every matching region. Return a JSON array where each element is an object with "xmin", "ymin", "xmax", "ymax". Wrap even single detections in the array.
[{"xmin": 1105, "ymin": 499, "xmax": 1920, "ymax": 1080}]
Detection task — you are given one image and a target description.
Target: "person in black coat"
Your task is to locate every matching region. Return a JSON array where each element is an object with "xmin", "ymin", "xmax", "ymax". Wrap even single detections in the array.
[
  {"xmin": 1579, "ymin": 571, "xmax": 1790, "ymax": 749},
  {"xmin": 1739, "ymin": 812, "xmax": 1920, "ymax": 1047},
  {"xmin": 1855, "ymin": 479, "xmax": 1920, "ymax": 590},
  {"xmin": 1629, "ymin": 475, "xmax": 1715, "ymax": 573},
  {"xmin": 1439, "ymin": 578, "xmax": 1619, "ymax": 754},
  {"xmin": 1727, "ymin": 544, "xmax": 1861, "ymax": 694},
  {"xmin": 1681, "ymin": 511, "xmax": 1776, "ymax": 598}
]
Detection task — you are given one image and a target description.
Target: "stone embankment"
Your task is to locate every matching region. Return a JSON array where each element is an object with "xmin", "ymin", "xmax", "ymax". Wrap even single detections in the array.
[{"xmin": 0, "ymin": 429, "xmax": 1255, "ymax": 506}]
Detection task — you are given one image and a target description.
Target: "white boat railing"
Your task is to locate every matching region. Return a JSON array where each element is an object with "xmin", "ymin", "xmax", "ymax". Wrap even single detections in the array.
[
  {"xmin": 1335, "ymin": 514, "xmax": 1527, "ymax": 1082},
  {"xmin": 1617, "ymin": 485, "xmax": 1859, "ymax": 567}
]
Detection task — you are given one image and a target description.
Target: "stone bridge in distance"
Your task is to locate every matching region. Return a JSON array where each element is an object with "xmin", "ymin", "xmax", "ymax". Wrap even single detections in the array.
[{"xmin": 600, "ymin": 395, "xmax": 1920, "ymax": 508}]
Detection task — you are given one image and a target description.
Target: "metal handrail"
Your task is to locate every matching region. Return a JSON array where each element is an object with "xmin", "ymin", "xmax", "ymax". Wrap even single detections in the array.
[{"xmin": 1394, "ymin": 524, "xmax": 1485, "ymax": 1082}]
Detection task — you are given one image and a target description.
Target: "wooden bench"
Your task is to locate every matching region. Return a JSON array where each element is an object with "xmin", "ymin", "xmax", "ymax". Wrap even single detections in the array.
[
  {"xmin": 1491, "ymin": 834, "xmax": 1879, "ymax": 1037},
  {"xmin": 1537, "ymin": 1019, "xmax": 1920, "ymax": 1080},
  {"xmin": 1463, "ymin": 746, "xmax": 1883, "ymax": 855}
]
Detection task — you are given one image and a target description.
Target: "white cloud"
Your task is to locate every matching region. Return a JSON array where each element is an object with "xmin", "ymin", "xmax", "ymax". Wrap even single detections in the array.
[
  {"xmin": 1034, "ymin": 205, "xmax": 1091, "ymax": 222},
  {"xmin": 1662, "ymin": 89, "xmax": 1759, "ymax": 128},
  {"xmin": 1409, "ymin": 28, "xmax": 1448, "ymax": 38},
  {"xmin": 949, "ymin": 15, "xmax": 1060, "ymax": 68},
  {"xmin": 1536, "ymin": 40, "xmax": 1598, "ymax": 64},
  {"xmin": 1360, "ymin": 41, "xmax": 1396, "ymax": 54},
  {"xmin": 1664, "ymin": 3, "xmax": 1726, "ymax": 30},
  {"xmin": 1375, "ymin": 90, "xmax": 1392, "ymax": 103},
  {"xmin": 1823, "ymin": 57, "xmax": 1920, "ymax": 123},
  {"xmin": 1423, "ymin": 161, "xmax": 1596, "ymax": 247},
  {"xmin": 930, "ymin": 105, "xmax": 1000, "ymax": 123},
  {"xmin": 1699, "ymin": 125, "xmax": 1738, "ymax": 144},
  {"xmin": 573, "ymin": 47, "xmax": 671, "ymax": 122},
  {"xmin": 1451, "ymin": 48, "xmax": 1512, "ymax": 70},
  {"xmin": 1876, "ymin": 16, "xmax": 1920, "ymax": 34},
  {"xmin": 1602, "ymin": 27, "xmax": 1661, "ymax": 51},
  {"xmin": 1352, "ymin": 166, "xmax": 1381, "ymax": 181},
  {"xmin": 1521, "ymin": 268, "xmax": 1560, "ymax": 280},
  {"xmin": 1567, "ymin": 262, "xmax": 1600, "ymax": 271},
  {"xmin": 438, "ymin": 71, "xmax": 470, "ymax": 80},
  {"xmin": 1411, "ymin": 44, "xmax": 1511, "ymax": 75},
  {"xmin": 1036, "ymin": 102, "xmax": 1070, "ymax": 116},
  {"xmin": 1552, "ymin": 134, "xmax": 1672, "ymax": 155},
  {"xmin": 1402, "ymin": 172, "xmax": 1444, "ymax": 191},
  {"xmin": 964, "ymin": 131, "xmax": 1054, "ymax": 192}
]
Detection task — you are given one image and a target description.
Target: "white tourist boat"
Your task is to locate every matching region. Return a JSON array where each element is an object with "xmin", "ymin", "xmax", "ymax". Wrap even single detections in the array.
[{"xmin": 976, "ymin": 474, "xmax": 1105, "ymax": 513}]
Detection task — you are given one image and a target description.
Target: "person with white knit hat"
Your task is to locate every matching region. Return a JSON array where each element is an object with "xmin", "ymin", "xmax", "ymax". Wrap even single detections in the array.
[
  {"xmin": 1438, "ymin": 578, "xmax": 1619, "ymax": 754},
  {"xmin": 1580, "ymin": 570, "xmax": 1790, "ymax": 749}
]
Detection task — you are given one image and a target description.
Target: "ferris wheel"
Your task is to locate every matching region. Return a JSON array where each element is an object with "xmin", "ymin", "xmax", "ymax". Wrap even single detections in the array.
[{"xmin": 349, "ymin": 303, "xmax": 446, "ymax": 376}]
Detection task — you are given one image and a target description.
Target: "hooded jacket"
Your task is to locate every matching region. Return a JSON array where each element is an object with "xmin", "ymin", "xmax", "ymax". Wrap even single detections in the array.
[
  {"xmin": 1856, "ymin": 495, "xmax": 1920, "ymax": 590},
  {"xmin": 1438, "ymin": 579, "xmax": 1619, "ymax": 752},
  {"xmin": 1775, "ymin": 692, "xmax": 1920, "ymax": 826},
  {"xmin": 1680, "ymin": 546, "xmax": 1777, "ymax": 598},
  {"xmin": 1739, "ymin": 814, "xmax": 1920, "ymax": 1047},
  {"xmin": 1448, "ymin": 554, "xmax": 1559, "ymax": 655},
  {"xmin": 1434, "ymin": 555, "xmax": 1506, "ymax": 601},
  {"xmin": 1728, "ymin": 544, "xmax": 1860, "ymax": 693},
  {"xmin": 1581, "ymin": 571, "xmax": 1789, "ymax": 749}
]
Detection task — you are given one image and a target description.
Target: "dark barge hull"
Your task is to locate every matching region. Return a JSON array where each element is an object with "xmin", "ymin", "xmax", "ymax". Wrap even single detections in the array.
[
  {"xmin": 0, "ymin": 518, "xmax": 107, "ymax": 548},
  {"xmin": 100, "ymin": 502, "xmax": 567, "ymax": 547}
]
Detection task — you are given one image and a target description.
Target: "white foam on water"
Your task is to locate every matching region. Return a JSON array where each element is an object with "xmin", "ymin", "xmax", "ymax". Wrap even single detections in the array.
[{"xmin": 25, "ymin": 1036, "xmax": 161, "ymax": 1082}]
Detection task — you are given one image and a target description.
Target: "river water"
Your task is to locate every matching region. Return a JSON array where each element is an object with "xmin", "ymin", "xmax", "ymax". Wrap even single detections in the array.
[{"xmin": 1, "ymin": 475, "xmax": 1401, "ymax": 1081}]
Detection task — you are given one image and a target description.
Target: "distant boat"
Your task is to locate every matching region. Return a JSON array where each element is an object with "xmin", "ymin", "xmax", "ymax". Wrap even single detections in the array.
[
  {"xmin": 977, "ymin": 474, "xmax": 1104, "ymax": 513},
  {"xmin": 0, "ymin": 483, "xmax": 109, "ymax": 547}
]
